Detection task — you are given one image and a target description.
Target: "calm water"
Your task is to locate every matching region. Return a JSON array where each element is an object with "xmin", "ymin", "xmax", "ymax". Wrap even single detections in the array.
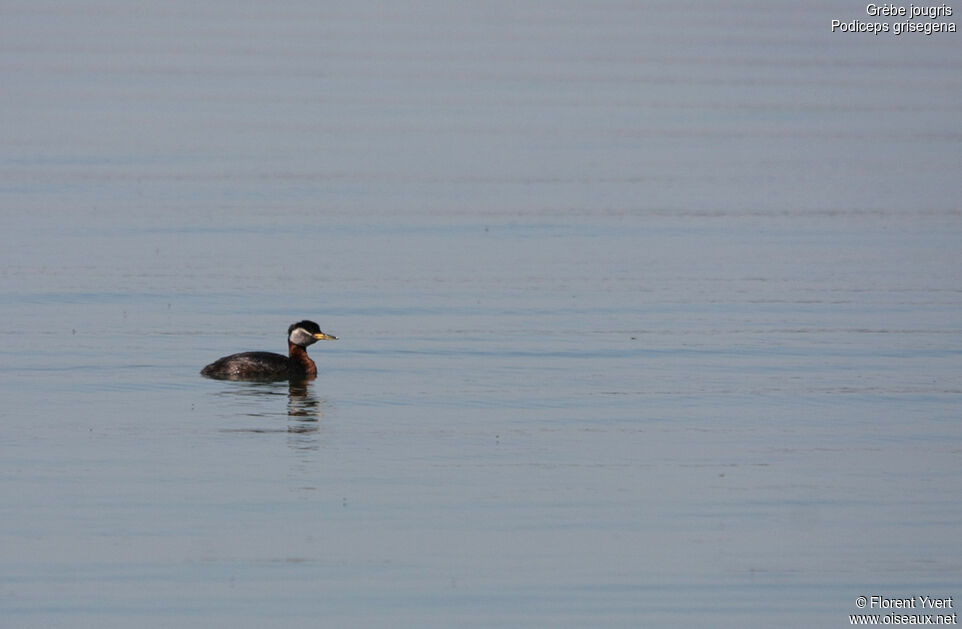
[{"xmin": 2, "ymin": 1, "xmax": 961, "ymax": 627}]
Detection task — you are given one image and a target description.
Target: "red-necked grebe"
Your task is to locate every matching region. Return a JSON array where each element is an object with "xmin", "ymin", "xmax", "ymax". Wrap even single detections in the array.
[{"xmin": 201, "ymin": 320, "xmax": 337, "ymax": 381}]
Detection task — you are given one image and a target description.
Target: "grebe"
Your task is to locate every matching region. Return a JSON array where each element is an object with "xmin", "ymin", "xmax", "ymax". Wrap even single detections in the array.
[{"xmin": 201, "ymin": 320, "xmax": 337, "ymax": 381}]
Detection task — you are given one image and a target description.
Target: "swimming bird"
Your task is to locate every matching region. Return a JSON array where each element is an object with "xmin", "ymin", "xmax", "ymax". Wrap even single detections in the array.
[{"xmin": 201, "ymin": 320, "xmax": 337, "ymax": 381}]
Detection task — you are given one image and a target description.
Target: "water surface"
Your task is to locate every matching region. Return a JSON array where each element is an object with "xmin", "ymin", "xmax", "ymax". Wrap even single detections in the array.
[{"xmin": 1, "ymin": 1, "xmax": 960, "ymax": 627}]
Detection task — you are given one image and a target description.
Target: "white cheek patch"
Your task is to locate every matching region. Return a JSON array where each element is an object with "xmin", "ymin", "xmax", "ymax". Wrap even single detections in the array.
[{"xmin": 289, "ymin": 327, "xmax": 314, "ymax": 345}]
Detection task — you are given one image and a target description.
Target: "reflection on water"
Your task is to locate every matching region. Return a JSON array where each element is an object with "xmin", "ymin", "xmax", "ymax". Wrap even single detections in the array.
[
  {"xmin": 286, "ymin": 380, "xmax": 322, "ymax": 424},
  {"xmin": 216, "ymin": 379, "xmax": 323, "ymax": 434}
]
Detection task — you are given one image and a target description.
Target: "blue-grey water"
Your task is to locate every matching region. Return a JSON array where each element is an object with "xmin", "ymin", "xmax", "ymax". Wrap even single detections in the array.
[{"xmin": 2, "ymin": 1, "xmax": 960, "ymax": 627}]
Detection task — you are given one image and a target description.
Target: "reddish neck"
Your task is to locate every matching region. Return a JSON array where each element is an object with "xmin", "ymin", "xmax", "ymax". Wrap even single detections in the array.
[{"xmin": 288, "ymin": 342, "xmax": 317, "ymax": 378}]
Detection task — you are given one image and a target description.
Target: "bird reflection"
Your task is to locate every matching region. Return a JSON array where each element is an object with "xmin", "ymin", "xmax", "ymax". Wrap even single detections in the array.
[
  {"xmin": 286, "ymin": 379, "xmax": 322, "ymax": 433},
  {"xmin": 214, "ymin": 379, "xmax": 324, "ymax": 436}
]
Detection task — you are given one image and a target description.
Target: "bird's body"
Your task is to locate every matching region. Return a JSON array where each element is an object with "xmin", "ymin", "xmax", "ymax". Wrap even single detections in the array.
[{"xmin": 201, "ymin": 320, "xmax": 336, "ymax": 381}]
